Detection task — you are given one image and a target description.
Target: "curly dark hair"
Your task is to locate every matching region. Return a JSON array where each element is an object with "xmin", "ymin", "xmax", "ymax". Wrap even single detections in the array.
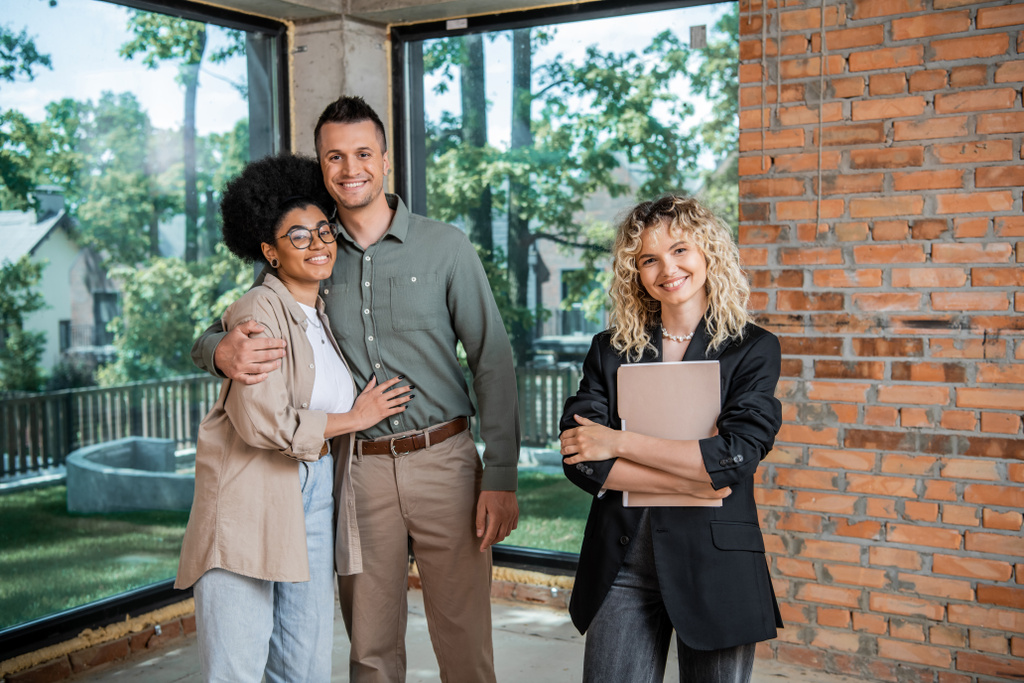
[
  {"xmin": 314, "ymin": 95, "xmax": 387, "ymax": 157},
  {"xmin": 220, "ymin": 154, "xmax": 333, "ymax": 264}
]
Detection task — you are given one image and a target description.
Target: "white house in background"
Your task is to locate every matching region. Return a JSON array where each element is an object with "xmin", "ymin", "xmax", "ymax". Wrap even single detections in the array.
[{"xmin": 0, "ymin": 187, "xmax": 118, "ymax": 372}]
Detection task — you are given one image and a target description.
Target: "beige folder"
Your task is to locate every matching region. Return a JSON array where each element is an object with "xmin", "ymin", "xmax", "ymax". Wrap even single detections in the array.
[{"xmin": 617, "ymin": 360, "xmax": 722, "ymax": 507}]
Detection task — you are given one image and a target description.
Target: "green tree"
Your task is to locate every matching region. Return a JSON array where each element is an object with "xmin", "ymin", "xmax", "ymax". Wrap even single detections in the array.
[
  {"xmin": 0, "ymin": 256, "xmax": 46, "ymax": 392},
  {"xmin": 0, "ymin": 24, "xmax": 51, "ymax": 85},
  {"xmin": 120, "ymin": 14, "xmax": 244, "ymax": 263}
]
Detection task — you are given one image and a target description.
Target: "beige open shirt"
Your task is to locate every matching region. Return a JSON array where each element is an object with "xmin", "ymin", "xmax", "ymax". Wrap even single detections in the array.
[{"xmin": 175, "ymin": 274, "xmax": 361, "ymax": 589}]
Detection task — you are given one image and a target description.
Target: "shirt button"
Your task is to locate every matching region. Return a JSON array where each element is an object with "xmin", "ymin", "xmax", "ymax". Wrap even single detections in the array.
[
  {"xmin": 364, "ymin": 309, "xmax": 369, "ymax": 314},
  {"xmin": 619, "ymin": 536, "xmax": 630, "ymax": 546},
  {"xmin": 309, "ymin": 363, "xmax": 315, "ymax": 369},
  {"xmin": 368, "ymin": 336, "xmax": 373, "ymax": 341},
  {"xmin": 364, "ymin": 281, "xmax": 370, "ymax": 287},
  {"xmin": 301, "ymin": 402, "xmax": 308, "ymax": 408},
  {"xmin": 719, "ymin": 459, "xmax": 729, "ymax": 466},
  {"xmin": 393, "ymin": 420, "xmax": 399, "ymax": 426},
  {"xmin": 365, "ymin": 255, "xmax": 370, "ymax": 261},
  {"xmin": 733, "ymin": 454, "xmax": 744, "ymax": 463},
  {"xmin": 375, "ymin": 363, "xmax": 381, "ymax": 369},
  {"xmin": 323, "ymin": 288, "xmax": 329, "ymax": 294},
  {"xmin": 411, "ymin": 276, "xmax": 416, "ymax": 282}
]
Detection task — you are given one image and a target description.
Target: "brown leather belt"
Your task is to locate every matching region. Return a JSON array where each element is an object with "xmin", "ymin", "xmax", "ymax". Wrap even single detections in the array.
[{"xmin": 358, "ymin": 417, "xmax": 469, "ymax": 457}]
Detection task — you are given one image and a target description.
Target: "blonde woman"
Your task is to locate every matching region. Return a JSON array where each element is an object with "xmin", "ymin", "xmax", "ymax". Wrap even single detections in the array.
[{"xmin": 559, "ymin": 195, "xmax": 783, "ymax": 682}]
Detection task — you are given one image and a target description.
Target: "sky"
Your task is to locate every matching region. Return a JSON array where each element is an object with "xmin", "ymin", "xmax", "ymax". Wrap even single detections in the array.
[{"xmin": 3, "ymin": 0, "xmax": 249, "ymax": 135}]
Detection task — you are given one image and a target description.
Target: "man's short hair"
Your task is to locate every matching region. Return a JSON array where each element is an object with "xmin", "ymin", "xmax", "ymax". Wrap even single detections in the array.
[{"xmin": 314, "ymin": 96, "xmax": 388, "ymax": 157}]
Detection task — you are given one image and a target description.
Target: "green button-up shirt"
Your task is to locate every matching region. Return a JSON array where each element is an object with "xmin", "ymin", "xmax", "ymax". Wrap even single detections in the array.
[{"xmin": 194, "ymin": 194, "xmax": 520, "ymax": 491}]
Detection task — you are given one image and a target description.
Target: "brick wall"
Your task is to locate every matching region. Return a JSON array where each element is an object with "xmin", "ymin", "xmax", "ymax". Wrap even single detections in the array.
[{"xmin": 738, "ymin": 1, "xmax": 1024, "ymax": 680}]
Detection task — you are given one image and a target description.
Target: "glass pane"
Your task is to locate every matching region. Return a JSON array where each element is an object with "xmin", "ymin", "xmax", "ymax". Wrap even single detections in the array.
[
  {"xmin": 405, "ymin": 2, "xmax": 738, "ymax": 552},
  {"xmin": 0, "ymin": 0, "xmax": 280, "ymax": 630}
]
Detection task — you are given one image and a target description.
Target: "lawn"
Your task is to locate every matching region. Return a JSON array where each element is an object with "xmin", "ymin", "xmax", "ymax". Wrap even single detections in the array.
[{"xmin": 0, "ymin": 470, "xmax": 590, "ymax": 630}]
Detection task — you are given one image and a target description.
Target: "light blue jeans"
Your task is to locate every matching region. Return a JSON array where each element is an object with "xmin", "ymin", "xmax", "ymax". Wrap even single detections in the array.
[
  {"xmin": 582, "ymin": 511, "xmax": 756, "ymax": 683},
  {"xmin": 194, "ymin": 455, "xmax": 335, "ymax": 683}
]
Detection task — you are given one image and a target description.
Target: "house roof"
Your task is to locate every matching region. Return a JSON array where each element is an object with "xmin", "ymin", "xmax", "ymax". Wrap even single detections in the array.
[{"xmin": 0, "ymin": 209, "xmax": 68, "ymax": 265}]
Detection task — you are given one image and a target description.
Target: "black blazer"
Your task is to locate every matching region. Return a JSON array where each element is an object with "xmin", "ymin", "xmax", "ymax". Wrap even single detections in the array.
[{"xmin": 560, "ymin": 319, "xmax": 784, "ymax": 651}]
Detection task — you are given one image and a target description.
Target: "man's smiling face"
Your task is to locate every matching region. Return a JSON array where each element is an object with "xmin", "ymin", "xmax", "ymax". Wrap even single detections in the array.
[{"xmin": 317, "ymin": 119, "xmax": 390, "ymax": 214}]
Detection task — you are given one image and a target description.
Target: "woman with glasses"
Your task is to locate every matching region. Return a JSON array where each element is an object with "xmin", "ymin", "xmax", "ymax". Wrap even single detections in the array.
[{"xmin": 175, "ymin": 154, "xmax": 411, "ymax": 682}]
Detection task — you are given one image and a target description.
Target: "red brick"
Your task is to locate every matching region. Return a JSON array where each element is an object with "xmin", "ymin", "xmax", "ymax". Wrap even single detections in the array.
[
  {"xmin": 969, "ymin": 628, "xmax": 1011, "ymax": 654},
  {"xmin": 979, "ymin": 112, "xmax": 1024, "ymax": 134},
  {"xmin": 5, "ymin": 659, "xmax": 74, "ymax": 683},
  {"xmin": 935, "ymin": 88, "xmax": 1017, "ymax": 114},
  {"xmin": 740, "ymin": 178, "xmax": 807, "ymax": 198},
  {"xmin": 832, "ymin": 76, "xmax": 866, "ymax": 98},
  {"xmin": 965, "ymin": 530, "xmax": 1024, "ymax": 557},
  {"xmin": 815, "ymin": 173, "xmax": 884, "ymax": 195},
  {"xmin": 778, "ymin": 423, "xmax": 840, "ymax": 447},
  {"xmin": 817, "ymin": 606, "xmax": 853, "ymax": 628},
  {"xmin": 871, "ymin": 220, "xmax": 908, "ymax": 240},
  {"xmin": 941, "ymin": 410, "xmax": 976, "ymax": 431},
  {"xmin": 995, "ymin": 216, "xmax": 1024, "ymax": 236},
  {"xmin": 776, "ymin": 467, "xmax": 839, "ymax": 491},
  {"xmin": 775, "ymin": 199, "xmax": 845, "ymax": 220},
  {"xmin": 739, "ymin": 83, "xmax": 806, "ymax": 107},
  {"xmin": 777, "ymin": 291, "xmax": 844, "ymax": 312},
  {"xmin": 983, "ymin": 508, "xmax": 1023, "ymax": 531},
  {"xmin": 936, "ymin": 190, "xmax": 1014, "ymax": 214},
  {"xmin": 894, "ymin": 169, "xmax": 964, "ymax": 192},
  {"xmin": 847, "ymin": 473, "xmax": 918, "ymax": 497},
  {"xmin": 869, "ymin": 73, "xmax": 907, "ymax": 96},
  {"xmin": 981, "ymin": 411, "xmax": 1021, "ymax": 434},
  {"xmin": 956, "ymin": 651, "xmax": 1024, "ymax": 679},
  {"xmin": 948, "ymin": 602, "xmax": 1024, "ymax": 631},
  {"xmin": 897, "ymin": 572, "xmax": 974, "ymax": 601},
  {"xmin": 972, "ymin": 267, "xmax": 1024, "ymax": 287},
  {"xmin": 994, "ymin": 60, "xmax": 1024, "ymax": 83},
  {"xmin": 909, "ymin": 69, "xmax": 948, "ymax": 92},
  {"xmin": 943, "ymin": 505, "xmax": 980, "ymax": 527},
  {"xmin": 977, "ymin": 4, "xmax": 1024, "ymax": 28},
  {"xmin": 933, "ymin": 242, "xmax": 1014, "ymax": 263},
  {"xmin": 954, "ymin": 217, "xmax": 989, "ymax": 238},
  {"xmin": 933, "ymin": 33, "xmax": 1011, "ymax": 61},
  {"xmin": 888, "ymin": 523, "xmax": 962, "ymax": 550},
  {"xmin": 900, "ymin": 407, "xmax": 931, "ymax": 428},
  {"xmin": 932, "ymin": 291, "xmax": 1010, "ymax": 311},
  {"xmin": 869, "ymin": 546, "xmax": 922, "ymax": 571},
  {"xmin": 852, "ymin": 0, "xmax": 924, "ymax": 19},
  {"xmin": 853, "ymin": 611, "xmax": 889, "ymax": 634},
  {"xmin": 853, "ymin": 337, "xmax": 923, "ymax": 357},
  {"xmin": 780, "ymin": 55, "xmax": 847, "ymax": 81},
  {"xmin": 833, "ymin": 519, "xmax": 885, "ymax": 541},
  {"xmin": 773, "ymin": 150, "xmax": 842, "ymax": 173},
  {"xmin": 931, "ymin": 337, "xmax": 1006, "ymax": 359},
  {"xmin": 809, "ymin": 629, "xmax": 862, "ymax": 653},
  {"xmin": 950, "ymin": 64, "xmax": 988, "ymax": 88},
  {"xmin": 892, "ymin": 9, "xmax": 971, "ymax": 40},
  {"xmin": 749, "ymin": 270, "xmax": 803, "ymax": 288},
  {"xmin": 934, "ymin": 139, "xmax": 1014, "ymax": 163},
  {"xmin": 853, "ymin": 293, "xmax": 922, "ymax": 311},
  {"xmin": 909, "ymin": 219, "xmax": 949, "ymax": 240},
  {"xmin": 964, "ymin": 484, "xmax": 1024, "ymax": 508},
  {"xmin": 739, "ymin": 128, "xmax": 804, "ymax": 152},
  {"xmin": 963, "ymin": 435, "xmax": 1024, "ymax": 459},
  {"xmin": 891, "ymin": 267, "xmax": 965, "ymax": 288},
  {"xmin": 738, "ymin": 155, "xmax": 770, "ymax": 175},
  {"xmin": 811, "ymin": 269, "xmax": 880, "ymax": 289},
  {"xmin": 816, "ymin": 122, "xmax": 886, "ymax": 146},
  {"xmin": 942, "ymin": 458, "xmax": 1001, "ymax": 481},
  {"xmin": 849, "ymin": 46, "xmax": 924, "ymax": 72},
  {"xmin": 794, "ymin": 491, "xmax": 859, "ymax": 515},
  {"xmin": 814, "ymin": 360, "xmax": 884, "ymax": 380},
  {"xmin": 739, "ymin": 202, "xmax": 769, "ymax": 222},
  {"xmin": 851, "ymin": 96, "xmax": 926, "ymax": 121},
  {"xmin": 931, "ymin": 623, "xmax": 968, "ymax": 648},
  {"xmin": 870, "ymin": 593, "xmax": 946, "ymax": 620},
  {"xmin": 780, "ymin": 336, "xmax": 843, "ymax": 356},
  {"xmin": 904, "ymin": 500, "xmax": 940, "ymax": 522},
  {"xmin": 796, "ymin": 583, "xmax": 862, "ymax": 608},
  {"xmin": 957, "ymin": 387, "xmax": 1024, "ymax": 411},
  {"xmin": 865, "ymin": 405, "xmax": 899, "ymax": 426},
  {"xmin": 69, "ymin": 638, "xmax": 131, "ymax": 673},
  {"xmin": 739, "ymin": 247, "xmax": 768, "ymax": 267},
  {"xmin": 775, "ymin": 556, "xmax": 817, "ymax": 580},
  {"xmin": 809, "ymin": 448, "xmax": 875, "ymax": 471},
  {"xmin": 877, "ymin": 639, "xmax": 952, "ymax": 668},
  {"xmin": 977, "ymin": 166, "xmax": 1024, "ymax": 188},
  {"xmin": 823, "ymin": 25, "xmax": 885, "ymax": 50},
  {"xmin": 850, "ymin": 146, "xmax": 924, "ymax": 169},
  {"xmin": 850, "ymin": 196, "xmax": 924, "ymax": 218},
  {"xmin": 890, "ymin": 619, "xmax": 926, "ymax": 642},
  {"xmin": 779, "ymin": 5, "xmax": 846, "ymax": 31}
]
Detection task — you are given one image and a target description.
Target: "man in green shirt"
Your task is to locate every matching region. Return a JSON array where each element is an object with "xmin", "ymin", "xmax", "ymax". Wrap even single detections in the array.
[{"xmin": 192, "ymin": 96, "xmax": 520, "ymax": 683}]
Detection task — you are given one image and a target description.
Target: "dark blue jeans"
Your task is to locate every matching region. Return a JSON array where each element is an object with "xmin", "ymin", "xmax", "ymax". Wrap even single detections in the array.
[{"xmin": 582, "ymin": 511, "xmax": 756, "ymax": 683}]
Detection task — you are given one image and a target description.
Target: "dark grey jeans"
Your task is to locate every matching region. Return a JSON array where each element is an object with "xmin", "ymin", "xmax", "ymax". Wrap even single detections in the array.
[{"xmin": 582, "ymin": 511, "xmax": 756, "ymax": 683}]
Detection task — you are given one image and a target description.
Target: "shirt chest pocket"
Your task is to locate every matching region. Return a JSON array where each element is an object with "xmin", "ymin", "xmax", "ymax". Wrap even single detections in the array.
[{"xmin": 389, "ymin": 274, "xmax": 442, "ymax": 331}]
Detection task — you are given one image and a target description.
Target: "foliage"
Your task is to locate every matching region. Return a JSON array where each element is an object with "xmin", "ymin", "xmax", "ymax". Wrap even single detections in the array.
[
  {"xmin": 44, "ymin": 356, "xmax": 97, "ymax": 390},
  {"xmin": 97, "ymin": 244, "xmax": 249, "ymax": 385},
  {"xmin": 501, "ymin": 470, "xmax": 589, "ymax": 553},
  {"xmin": 0, "ymin": 24, "xmax": 52, "ymax": 85},
  {"xmin": 0, "ymin": 256, "xmax": 47, "ymax": 392}
]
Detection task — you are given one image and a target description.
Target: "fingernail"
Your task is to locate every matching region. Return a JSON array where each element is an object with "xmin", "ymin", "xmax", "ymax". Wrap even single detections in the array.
[
  {"xmin": 398, "ymin": 375, "xmax": 405, "ymax": 379},
  {"xmin": 408, "ymin": 394, "xmax": 415, "ymax": 399}
]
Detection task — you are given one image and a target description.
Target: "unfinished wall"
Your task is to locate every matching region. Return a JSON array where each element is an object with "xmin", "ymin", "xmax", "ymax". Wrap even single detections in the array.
[{"xmin": 739, "ymin": 0, "xmax": 1023, "ymax": 680}]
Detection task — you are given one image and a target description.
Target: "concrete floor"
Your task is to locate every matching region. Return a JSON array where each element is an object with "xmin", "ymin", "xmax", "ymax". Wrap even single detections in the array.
[{"xmin": 71, "ymin": 588, "xmax": 862, "ymax": 683}]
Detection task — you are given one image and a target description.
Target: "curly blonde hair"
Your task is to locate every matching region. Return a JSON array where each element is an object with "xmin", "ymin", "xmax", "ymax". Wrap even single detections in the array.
[{"xmin": 609, "ymin": 195, "xmax": 750, "ymax": 361}]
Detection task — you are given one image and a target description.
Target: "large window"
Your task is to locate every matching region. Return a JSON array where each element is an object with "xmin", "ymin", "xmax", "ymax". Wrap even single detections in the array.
[
  {"xmin": 393, "ymin": 0, "xmax": 738, "ymax": 553},
  {"xmin": 0, "ymin": 0, "xmax": 284, "ymax": 632}
]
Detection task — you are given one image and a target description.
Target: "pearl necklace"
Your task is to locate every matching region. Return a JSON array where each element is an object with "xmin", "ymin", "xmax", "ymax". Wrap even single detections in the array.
[{"xmin": 661, "ymin": 326, "xmax": 694, "ymax": 343}]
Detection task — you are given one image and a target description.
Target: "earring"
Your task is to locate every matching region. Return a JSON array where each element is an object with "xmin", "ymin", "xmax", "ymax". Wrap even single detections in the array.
[{"xmin": 270, "ymin": 258, "xmax": 280, "ymax": 268}]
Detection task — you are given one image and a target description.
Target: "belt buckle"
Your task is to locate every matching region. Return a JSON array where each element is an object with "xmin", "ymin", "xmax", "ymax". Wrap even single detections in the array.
[{"xmin": 389, "ymin": 436, "xmax": 411, "ymax": 457}]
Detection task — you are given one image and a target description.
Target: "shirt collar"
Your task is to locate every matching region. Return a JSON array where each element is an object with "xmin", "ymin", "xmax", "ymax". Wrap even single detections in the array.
[
  {"xmin": 330, "ymin": 193, "xmax": 410, "ymax": 247},
  {"xmin": 261, "ymin": 272, "xmax": 322, "ymax": 325}
]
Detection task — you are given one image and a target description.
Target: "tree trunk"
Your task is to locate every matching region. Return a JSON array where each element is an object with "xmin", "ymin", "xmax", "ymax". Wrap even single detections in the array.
[
  {"xmin": 460, "ymin": 34, "xmax": 492, "ymax": 254},
  {"xmin": 506, "ymin": 28, "xmax": 533, "ymax": 363},
  {"xmin": 182, "ymin": 28, "xmax": 206, "ymax": 263}
]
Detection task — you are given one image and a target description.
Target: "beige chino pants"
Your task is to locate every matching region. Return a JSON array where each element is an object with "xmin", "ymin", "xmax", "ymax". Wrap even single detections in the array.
[{"xmin": 338, "ymin": 429, "xmax": 495, "ymax": 683}]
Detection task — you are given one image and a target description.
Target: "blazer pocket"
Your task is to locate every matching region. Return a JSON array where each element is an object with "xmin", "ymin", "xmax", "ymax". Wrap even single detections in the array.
[{"xmin": 711, "ymin": 521, "xmax": 766, "ymax": 553}]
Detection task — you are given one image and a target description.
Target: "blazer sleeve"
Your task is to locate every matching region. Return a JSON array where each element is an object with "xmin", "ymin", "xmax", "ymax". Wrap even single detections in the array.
[
  {"xmin": 560, "ymin": 334, "xmax": 618, "ymax": 496},
  {"xmin": 220, "ymin": 293, "xmax": 327, "ymax": 462},
  {"xmin": 700, "ymin": 331, "xmax": 783, "ymax": 490}
]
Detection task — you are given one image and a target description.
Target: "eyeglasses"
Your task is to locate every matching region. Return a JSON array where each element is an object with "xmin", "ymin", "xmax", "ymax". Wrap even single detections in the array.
[{"xmin": 277, "ymin": 223, "xmax": 339, "ymax": 250}]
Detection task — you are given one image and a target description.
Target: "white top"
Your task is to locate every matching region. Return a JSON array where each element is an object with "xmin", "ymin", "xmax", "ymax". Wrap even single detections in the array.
[{"xmin": 298, "ymin": 302, "xmax": 355, "ymax": 418}]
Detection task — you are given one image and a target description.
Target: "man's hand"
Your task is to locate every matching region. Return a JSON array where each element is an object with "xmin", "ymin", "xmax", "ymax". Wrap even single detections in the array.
[
  {"xmin": 214, "ymin": 320, "xmax": 287, "ymax": 385},
  {"xmin": 475, "ymin": 490, "xmax": 518, "ymax": 552}
]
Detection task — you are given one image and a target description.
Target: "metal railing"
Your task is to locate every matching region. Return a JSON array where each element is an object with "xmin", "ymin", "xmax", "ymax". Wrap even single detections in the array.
[{"xmin": 1, "ymin": 366, "xmax": 583, "ymax": 478}]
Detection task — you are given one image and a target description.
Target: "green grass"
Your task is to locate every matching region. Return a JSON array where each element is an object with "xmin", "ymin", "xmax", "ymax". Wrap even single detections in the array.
[
  {"xmin": 0, "ymin": 485, "xmax": 189, "ymax": 630},
  {"xmin": 0, "ymin": 471, "xmax": 589, "ymax": 630},
  {"xmin": 501, "ymin": 470, "xmax": 591, "ymax": 553}
]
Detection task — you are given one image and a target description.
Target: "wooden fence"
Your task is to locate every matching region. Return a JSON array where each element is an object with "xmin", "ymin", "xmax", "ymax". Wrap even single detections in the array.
[{"xmin": 0, "ymin": 365, "xmax": 582, "ymax": 478}]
